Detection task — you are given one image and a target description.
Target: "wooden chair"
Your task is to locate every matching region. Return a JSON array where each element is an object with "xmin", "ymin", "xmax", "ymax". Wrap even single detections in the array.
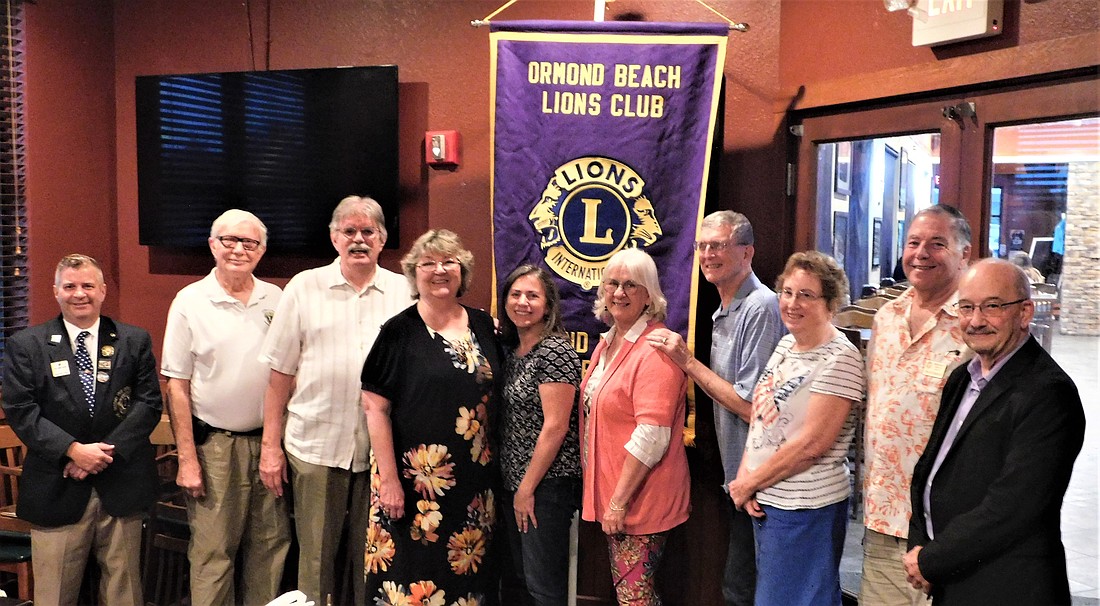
[
  {"xmin": 856, "ymin": 296, "xmax": 890, "ymax": 310},
  {"xmin": 834, "ymin": 308, "xmax": 875, "ymax": 330},
  {"xmin": 142, "ymin": 532, "xmax": 189, "ymax": 606},
  {"xmin": 1032, "ymin": 282, "xmax": 1057, "ymax": 296},
  {"xmin": 0, "ymin": 425, "xmax": 32, "ymax": 601},
  {"xmin": 142, "ymin": 499, "xmax": 190, "ymax": 606},
  {"xmin": 149, "ymin": 415, "xmax": 180, "ymax": 499}
]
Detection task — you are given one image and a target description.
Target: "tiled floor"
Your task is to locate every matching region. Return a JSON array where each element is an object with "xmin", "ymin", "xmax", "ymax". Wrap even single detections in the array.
[{"xmin": 840, "ymin": 329, "xmax": 1100, "ymax": 604}]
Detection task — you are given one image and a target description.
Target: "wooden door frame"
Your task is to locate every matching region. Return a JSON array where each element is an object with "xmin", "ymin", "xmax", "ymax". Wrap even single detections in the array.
[{"xmin": 791, "ymin": 70, "xmax": 1099, "ymax": 258}]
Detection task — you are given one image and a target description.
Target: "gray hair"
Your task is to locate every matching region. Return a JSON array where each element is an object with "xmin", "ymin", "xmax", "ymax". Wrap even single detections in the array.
[
  {"xmin": 970, "ymin": 258, "xmax": 1032, "ymax": 300},
  {"xmin": 912, "ymin": 205, "xmax": 971, "ymax": 250},
  {"xmin": 55, "ymin": 254, "xmax": 104, "ymax": 286},
  {"xmin": 210, "ymin": 209, "xmax": 268, "ymax": 247},
  {"xmin": 701, "ymin": 210, "xmax": 754, "ymax": 245},
  {"xmin": 400, "ymin": 229, "xmax": 474, "ymax": 299},
  {"xmin": 592, "ymin": 248, "xmax": 669, "ymax": 324},
  {"xmin": 329, "ymin": 196, "xmax": 388, "ymax": 245}
]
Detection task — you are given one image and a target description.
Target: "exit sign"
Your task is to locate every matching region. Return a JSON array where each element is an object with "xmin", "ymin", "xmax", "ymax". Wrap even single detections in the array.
[{"xmin": 912, "ymin": 0, "xmax": 1004, "ymax": 47}]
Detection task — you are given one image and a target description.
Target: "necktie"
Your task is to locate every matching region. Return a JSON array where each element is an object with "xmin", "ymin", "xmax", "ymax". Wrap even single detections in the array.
[{"xmin": 75, "ymin": 330, "xmax": 95, "ymax": 415}]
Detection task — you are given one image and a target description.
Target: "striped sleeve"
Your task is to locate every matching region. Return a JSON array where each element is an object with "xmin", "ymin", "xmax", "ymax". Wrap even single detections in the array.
[{"xmin": 809, "ymin": 336, "xmax": 866, "ymax": 403}]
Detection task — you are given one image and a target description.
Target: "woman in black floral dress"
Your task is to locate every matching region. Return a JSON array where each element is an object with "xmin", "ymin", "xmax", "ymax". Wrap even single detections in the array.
[{"xmin": 361, "ymin": 229, "xmax": 502, "ymax": 606}]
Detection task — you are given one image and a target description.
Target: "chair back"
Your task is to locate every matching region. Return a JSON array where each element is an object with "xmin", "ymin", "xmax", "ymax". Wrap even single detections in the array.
[
  {"xmin": 0, "ymin": 426, "xmax": 25, "ymax": 512},
  {"xmin": 856, "ymin": 296, "xmax": 890, "ymax": 310},
  {"xmin": 1031, "ymin": 282, "xmax": 1057, "ymax": 296},
  {"xmin": 834, "ymin": 308, "xmax": 875, "ymax": 330}
]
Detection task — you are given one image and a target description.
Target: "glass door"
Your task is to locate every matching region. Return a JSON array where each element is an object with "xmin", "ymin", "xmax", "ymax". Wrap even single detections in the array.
[{"xmin": 791, "ymin": 72, "xmax": 1098, "ymax": 599}]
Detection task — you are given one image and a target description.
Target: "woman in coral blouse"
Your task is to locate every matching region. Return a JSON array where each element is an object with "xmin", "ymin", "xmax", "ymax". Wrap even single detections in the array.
[{"xmin": 579, "ymin": 248, "xmax": 689, "ymax": 605}]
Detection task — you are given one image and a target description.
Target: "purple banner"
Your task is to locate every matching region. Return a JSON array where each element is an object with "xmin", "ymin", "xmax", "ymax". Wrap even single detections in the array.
[{"xmin": 490, "ymin": 21, "xmax": 727, "ymax": 371}]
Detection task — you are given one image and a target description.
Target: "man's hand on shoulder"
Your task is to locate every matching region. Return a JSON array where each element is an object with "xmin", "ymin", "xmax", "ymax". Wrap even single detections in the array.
[{"xmin": 66, "ymin": 442, "xmax": 115, "ymax": 474}]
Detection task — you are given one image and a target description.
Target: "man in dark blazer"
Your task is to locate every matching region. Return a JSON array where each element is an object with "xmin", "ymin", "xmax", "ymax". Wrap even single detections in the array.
[
  {"xmin": 904, "ymin": 258, "xmax": 1084, "ymax": 605},
  {"xmin": 2, "ymin": 253, "xmax": 162, "ymax": 606}
]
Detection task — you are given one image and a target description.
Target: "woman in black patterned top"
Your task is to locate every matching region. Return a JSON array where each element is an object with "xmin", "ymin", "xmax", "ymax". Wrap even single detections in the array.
[{"xmin": 499, "ymin": 265, "xmax": 582, "ymax": 606}]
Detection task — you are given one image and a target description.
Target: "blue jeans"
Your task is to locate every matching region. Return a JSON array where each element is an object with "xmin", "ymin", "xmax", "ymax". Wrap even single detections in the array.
[
  {"xmin": 722, "ymin": 490, "xmax": 757, "ymax": 606},
  {"xmin": 501, "ymin": 477, "xmax": 580, "ymax": 606},
  {"xmin": 753, "ymin": 499, "xmax": 848, "ymax": 606}
]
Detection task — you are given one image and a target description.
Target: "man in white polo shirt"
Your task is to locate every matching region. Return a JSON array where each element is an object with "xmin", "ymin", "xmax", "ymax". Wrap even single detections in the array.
[
  {"xmin": 259, "ymin": 196, "xmax": 413, "ymax": 604},
  {"xmin": 162, "ymin": 209, "xmax": 290, "ymax": 605}
]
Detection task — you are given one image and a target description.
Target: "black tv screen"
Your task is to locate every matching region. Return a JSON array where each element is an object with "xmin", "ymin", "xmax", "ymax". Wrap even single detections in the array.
[{"xmin": 136, "ymin": 65, "xmax": 399, "ymax": 253}]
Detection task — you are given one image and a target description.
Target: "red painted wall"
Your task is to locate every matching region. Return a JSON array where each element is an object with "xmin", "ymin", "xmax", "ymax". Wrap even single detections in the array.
[
  {"xmin": 24, "ymin": 0, "xmax": 786, "ymax": 358},
  {"xmin": 779, "ymin": 0, "xmax": 1100, "ymax": 91},
  {"xmin": 25, "ymin": 1, "xmax": 118, "ymax": 320}
]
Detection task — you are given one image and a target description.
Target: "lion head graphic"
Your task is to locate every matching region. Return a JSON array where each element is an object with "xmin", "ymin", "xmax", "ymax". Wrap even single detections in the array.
[
  {"xmin": 629, "ymin": 196, "xmax": 662, "ymax": 247},
  {"xmin": 529, "ymin": 180, "xmax": 563, "ymax": 249}
]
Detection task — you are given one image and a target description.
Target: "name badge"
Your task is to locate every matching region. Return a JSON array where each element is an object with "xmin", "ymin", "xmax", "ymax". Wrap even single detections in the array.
[
  {"xmin": 923, "ymin": 360, "xmax": 948, "ymax": 378},
  {"xmin": 50, "ymin": 360, "xmax": 71, "ymax": 377}
]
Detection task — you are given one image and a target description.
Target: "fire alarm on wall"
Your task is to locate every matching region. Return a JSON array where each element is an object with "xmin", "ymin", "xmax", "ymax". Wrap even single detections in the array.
[{"xmin": 425, "ymin": 130, "xmax": 460, "ymax": 167}]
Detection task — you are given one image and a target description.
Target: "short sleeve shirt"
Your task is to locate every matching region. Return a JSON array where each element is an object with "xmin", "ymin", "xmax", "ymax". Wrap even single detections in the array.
[
  {"xmin": 500, "ymin": 334, "xmax": 582, "ymax": 491},
  {"xmin": 745, "ymin": 332, "xmax": 866, "ymax": 510},
  {"xmin": 161, "ymin": 269, "xmax": 281, "ymax": 430},
  {"xmin": 711, "ymin": 272, "xmax": 784, "ymax": 484},
  {"xmin": 864, "ymin": 288, "xmax": 971, "ymax": 537},
  {"xmin": 259, "ymin": 260, "xmax": 412, "ymax": 471}
]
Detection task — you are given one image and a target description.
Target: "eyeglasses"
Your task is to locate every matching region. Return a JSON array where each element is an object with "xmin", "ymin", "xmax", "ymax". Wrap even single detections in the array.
[
  {"xmin": 416, "ymin": 259, "xmax": 461, "ymax": 272},
  {"xmin": 954, "ymin": 298, "xmax": 1027, "ymax": 318},
  {"xmin": 603, "ymin": 279, "xmax": 640, "ymax": 294},
  {"xmin": 215, "ymin": 235, "xmax": 261, "ymax": 251},
  {"xmin": 778, "ymin": 288, "xmax": 822, "ymax": 303},
  {"xmin": 693, "ymin": 240, "xmax": 749, "ymax": 252},
  {"xmin": 336, "ymin": 227, "xmax": 380, "ymax": 241}
]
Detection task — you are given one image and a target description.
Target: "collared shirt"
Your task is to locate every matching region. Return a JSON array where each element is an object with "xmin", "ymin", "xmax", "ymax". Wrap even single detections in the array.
[
  {"xmin": 923, "ymin": 337, "xmax": 1028, "ymax": 538},
  {"xmin": 259, "ymin": 259, "xmax": 412, "ymax": 471},
  {"xmin": 710, "ymin": 272, "xmax": 784, "ymax": 485},
  {"xmin": 64, "ymin": 318, "xmax": 100, "ymax": 376},
  {"xmin": 864, "ymin": 287, "xmax": 972, "ymax": 538},
  {"xmin": 161, "ymin": 269, "xmax": 281, "ymax": 431}
]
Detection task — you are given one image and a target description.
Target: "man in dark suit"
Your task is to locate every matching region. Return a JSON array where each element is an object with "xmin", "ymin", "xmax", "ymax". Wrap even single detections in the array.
[
  {"xmin": 2, "ymin": 253, "xmax": 162, "ymax": 605},
  {"xmin": 904, "ymin": 258, "xmax": 1084, "ymax": 605}
]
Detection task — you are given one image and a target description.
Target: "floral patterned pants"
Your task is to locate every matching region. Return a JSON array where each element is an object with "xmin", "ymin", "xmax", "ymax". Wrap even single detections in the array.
[{"xmin": 606, "ymin": 531, "xmax": 668, "ymax": 605}]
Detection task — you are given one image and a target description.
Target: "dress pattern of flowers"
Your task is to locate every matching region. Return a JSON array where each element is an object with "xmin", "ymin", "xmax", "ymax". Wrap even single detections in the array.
[{"xmin": 361, "ymin": 306, "xmax": 501, "ymax": 606}]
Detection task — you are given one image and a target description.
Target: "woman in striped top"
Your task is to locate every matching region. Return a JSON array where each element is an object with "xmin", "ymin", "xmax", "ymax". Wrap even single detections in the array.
[{"xmin": 728, "ymin": 251, "xmax": 866, "ymax": 606}]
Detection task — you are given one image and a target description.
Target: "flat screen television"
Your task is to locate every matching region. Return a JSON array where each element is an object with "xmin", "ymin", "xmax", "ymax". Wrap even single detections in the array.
[{"xmin": 136, "ymin": 65, "xmax": 399, "ymax": 254}]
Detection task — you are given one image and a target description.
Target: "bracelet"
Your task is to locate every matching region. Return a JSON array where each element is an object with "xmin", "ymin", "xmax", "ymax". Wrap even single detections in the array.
[{"xmin": 608, "ymin": 498, "xmax": 627, "ymax": 512}]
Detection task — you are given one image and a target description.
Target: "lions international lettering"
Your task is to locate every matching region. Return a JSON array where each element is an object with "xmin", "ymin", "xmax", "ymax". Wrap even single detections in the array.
[{"xmin": 529, "ymin": 156, "xmax": 663, "ymax": 290}]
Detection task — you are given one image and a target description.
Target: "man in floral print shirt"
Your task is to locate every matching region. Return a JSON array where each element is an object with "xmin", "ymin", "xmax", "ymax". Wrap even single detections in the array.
[{"xmin": 860, "ymin": 205, "xmax": 973, "ymax": 606}]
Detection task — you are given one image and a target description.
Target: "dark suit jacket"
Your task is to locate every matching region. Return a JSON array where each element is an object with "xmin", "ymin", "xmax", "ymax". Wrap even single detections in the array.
[
  {"xmin": 909, "ymin": 337, "xmax": 1084, "ymax": 605},
  {"xmin": 1, "ymin": 315, "xmax": 162, "ymax": 526}
]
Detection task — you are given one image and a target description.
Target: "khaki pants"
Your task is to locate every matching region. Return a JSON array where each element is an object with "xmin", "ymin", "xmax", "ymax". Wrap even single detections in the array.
[
  {"xmin": 188, "ymin": 432, "xmax": 292, "ymax": 605},
  {"xmin": 860, "ymin": 528, "xmax": 927, "ymax": 606},
  {"xmin": 287, "ymin": 452, "xmax": 367, "ymax": 605},
  {"xmin": 31, "ymin": 490, "xmax": 143, "ymax": 606}
]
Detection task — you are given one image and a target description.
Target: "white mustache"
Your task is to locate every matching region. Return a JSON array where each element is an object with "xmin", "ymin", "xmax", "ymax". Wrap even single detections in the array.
[{"xmin": 349, "ymin": 246, "xmax": 372, "ymax": 254}]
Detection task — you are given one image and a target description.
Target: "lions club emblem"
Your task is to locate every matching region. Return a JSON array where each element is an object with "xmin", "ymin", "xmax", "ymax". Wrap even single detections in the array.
[{"xmin": 528, "ymin": 156, "xmax": 662, "ymax": 290}]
